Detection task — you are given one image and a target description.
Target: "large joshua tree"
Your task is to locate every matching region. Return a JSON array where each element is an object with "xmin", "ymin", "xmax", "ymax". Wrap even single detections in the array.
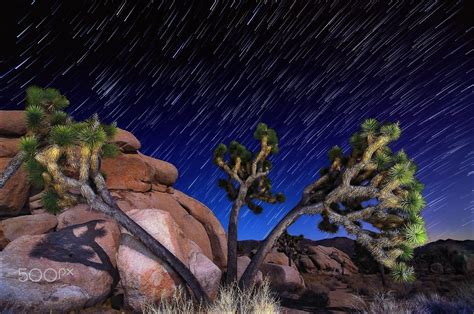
[
  {"xmin": 239, "ymin": 119, "xmax": 428, "ymax": 289},
  {"xmin": 213, "ymin": 123, "xmax": 285, "ymax": 284},
  {"xmin": 0, "ymin": 86, "xmax": 210, "ymax": 303}
]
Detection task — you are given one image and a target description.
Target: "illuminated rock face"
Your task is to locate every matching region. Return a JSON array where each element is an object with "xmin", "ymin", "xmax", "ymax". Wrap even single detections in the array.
[{"xmin": 116, "ymin": 209, "xmax": 221, "ymax": 311}]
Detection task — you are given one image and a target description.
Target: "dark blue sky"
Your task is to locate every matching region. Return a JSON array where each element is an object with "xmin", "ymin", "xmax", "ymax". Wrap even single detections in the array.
[{"xmin": 1, "ymin": 1, "xmax": 473, "ymax": 241}]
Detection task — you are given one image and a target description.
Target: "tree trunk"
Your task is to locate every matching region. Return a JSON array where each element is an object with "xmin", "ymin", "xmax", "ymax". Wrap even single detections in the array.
[
  {"xmin": 90, "ymin": 181, "xmax": 211, "ymax": 304},
  {"xmin": 379, "ymin": 264, "xmax": 386, "ymax": 287},
  {"xmin": 0, "ymin": 151, "xmax": 25, "ymax": 188},
  {"xmin": 239, "ymin": 202, "xmax": 323, "ymax": 289},
  {"xmin": 288, "ymin": 251, "xmax": 292, "ymax": 267},
  {"xmin": 225, "ymin": 186, "xmax": 247, "ymax": 284}
]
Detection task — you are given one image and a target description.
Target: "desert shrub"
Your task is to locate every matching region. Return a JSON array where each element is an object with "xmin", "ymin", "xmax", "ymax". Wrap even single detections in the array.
[{"xmin": 144, "ymin": 280, "xmax": 280, "ymax": 314}]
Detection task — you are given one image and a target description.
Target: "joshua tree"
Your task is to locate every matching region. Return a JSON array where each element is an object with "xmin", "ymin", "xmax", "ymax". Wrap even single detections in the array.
[
  {"xmin": 213, "ymin": 123, "xmax": 285, "ymax": 284},
  {"xmin": 0, "ymin": 86, "xmax": 210, "ymax": 303},
  {"xmin": 239, "ymin": 119, "xmax": 428, "ymax": 289},
  {"xmin": 276, "ymin": 230, "xmax": 304, "ymax": 267}
]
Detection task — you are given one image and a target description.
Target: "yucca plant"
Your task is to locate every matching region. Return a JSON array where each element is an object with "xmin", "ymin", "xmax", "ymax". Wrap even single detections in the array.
[
  {"xmin": 213, "ymin": 122, "xmax": 285, "ymax": 284},
  {"xmin": 239, "ymin": 118, "xmax": 428, "ymax": 289}
]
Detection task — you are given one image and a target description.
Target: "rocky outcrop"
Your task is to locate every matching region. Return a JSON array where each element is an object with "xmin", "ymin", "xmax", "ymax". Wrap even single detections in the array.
[
  {"xmin": 0, "ymin": 110, "xmax": 228, "ymax": 312},
  {"xmin": 302, "ymin": 245, "xmax": 358, "ymax": 275},
  {"xmin": 117, "ymin": 209, "xmax": 221, "ymax": 311},
  {"xmin": 0, "ymin": 213, "xmax": 57, "ymax": 249}
]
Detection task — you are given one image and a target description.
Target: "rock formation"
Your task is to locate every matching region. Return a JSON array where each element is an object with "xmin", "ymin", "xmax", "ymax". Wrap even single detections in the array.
[{"xmin": 0, "ymin": 110, "xmax": 227, "ymax": 312}]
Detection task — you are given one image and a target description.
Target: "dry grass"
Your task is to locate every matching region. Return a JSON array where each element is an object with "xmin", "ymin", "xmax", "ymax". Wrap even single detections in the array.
[{"xmin": 143, "ymin": 280, "xmax": 280, "ymax": 314}]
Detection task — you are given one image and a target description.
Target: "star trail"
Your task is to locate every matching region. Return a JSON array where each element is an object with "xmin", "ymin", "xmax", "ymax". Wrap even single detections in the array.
[{"xmin": 1, "ymin": 1, "xmax": 473, "ymax": 241}]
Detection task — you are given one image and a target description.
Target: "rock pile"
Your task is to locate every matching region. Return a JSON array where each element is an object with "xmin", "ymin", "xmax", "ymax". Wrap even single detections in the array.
[{"xmin": 0, "ymin": 110, "xmax": 227, "ymax": 312}]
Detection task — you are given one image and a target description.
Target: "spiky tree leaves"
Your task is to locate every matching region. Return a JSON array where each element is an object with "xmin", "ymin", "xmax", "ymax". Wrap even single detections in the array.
[
  {"xmin": 391, "ymin": 262, "xmax": 415, "ymax": 283},
  {"xmin": 213, "ymin": 122, "xmax": 284, "ymax": 284},
  {"xmin": 41, "ymin": 190, "xmax": 62, "ymax": 214},
  {"xmin": 328, "ymin": 145, "xmax": 343, "ymax": 162},
  {"xmin": 18, "ymin": 88, "xmax": 121, "ymax": 213},
  {"xmin": 25, "ymin": 105, "xmax": 45, "ymax": 130}
]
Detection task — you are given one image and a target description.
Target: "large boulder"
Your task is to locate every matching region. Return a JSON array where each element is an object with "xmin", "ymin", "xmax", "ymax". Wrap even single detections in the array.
[
  {"xmin": 237, "ymin": 256, "xmax": 263, "ymax": 285},
  {"xmin": 0, "ymin": 158, "xmax": 30, "ymax": 217},
  {"xmin": 113, "ymin": 129, "xmax": 141, "ymax": 152},
  {"xmin": 117, "ymin": 209, "xmax": 221, "ymax": 311},
  {"xmin": 0, "ymin": 138, "xmax": 20, "ymax": 158},
  {"xmin": 187, "ymin": 241, "xmax": 222, "ymax": 299},
  {"xmin": 260, "ymin": 263, "xmax": 305, "ymax": 297},
  {"xmin": 264, "ymin": 249, "xmax": 292, "ymax": 267},
  {"xmin": 0, "ymin": 213, "xmax": 57, "ymax": 249},
  {"xmin": 139, "ymin": 153, "xmax": 178, "ymax": 186},
  {"xmin": 101, "ymin": 153, "xmax": 154, "ymax": 192},
  {"xmin": 306, "ymin": 245, "xmax": 358, "ymax": 275},
  {"xmin": 113, "ymin": 189, "xmax": 226, "ymax": 269},
  {"xmin": 0, "ymin": 219, "xmax": 119, "ymax": 312},
  {"xmin": 0, "ymin": 110, "xmax": 27, "ymax": 136},
  {"xmin": 172, "ymin": 190, "xmax": 227, "ymax": 268}
]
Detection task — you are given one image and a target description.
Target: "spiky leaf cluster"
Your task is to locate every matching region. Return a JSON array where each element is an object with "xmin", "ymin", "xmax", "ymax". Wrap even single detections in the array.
[
  {"xmin": 391, "ymin": 262, "xmax": 415, "ymax": 283},
  {"xmin": 19, "ymin": 86, "xmax": 120, "ymax": 214}
]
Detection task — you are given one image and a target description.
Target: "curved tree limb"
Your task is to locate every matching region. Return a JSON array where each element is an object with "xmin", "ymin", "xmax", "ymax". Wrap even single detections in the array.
[{"xmin": 239, "ymin": 202, "xmax": 324, "ymax": 289}]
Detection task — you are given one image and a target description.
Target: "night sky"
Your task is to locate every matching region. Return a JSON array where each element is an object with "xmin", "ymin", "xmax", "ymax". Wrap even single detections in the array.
[{"xmin": 1, "ymin": 1, "xmax": 473, "ymax": 241}]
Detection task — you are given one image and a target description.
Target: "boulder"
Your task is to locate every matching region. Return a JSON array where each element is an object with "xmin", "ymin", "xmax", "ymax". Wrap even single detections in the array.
[
  {"xmin": 237, "ymin": 256, "xmax": 263, "ymax": 285},
  {"xmin": 117, "ymin": 209, "xmax": 189, "ymax": 310},
  {"xmin": 113, "ymin": 190, "xmax": 221, "ymax": 267},
  {"xmin": 102, "ymin": 153, "xmax": 154, "ymax": 192},
  {"xmin": 0, "ymin": 138, "xmax": 20, "ymax": 158},
  {"xmin": 0, "ymin": 110, "xmax": 27, "ymax": 136},
  {"xmin": 299, "ymin": 255, "xmax": 317, "ymax": 273},
  {"xmin": 0, "ymin": 158, "xmax": 30, "ymax": 216},
  {"xmin": 187, "ymin": 241, "xmax": 222, "ymax": 299},
  {"xmin": 172, "ymin": 190, "xmax": 227, "ymax": 268},
  {"xmin": 102, "ymin": 152, "xmax": 179, "ymax": 190},
  {"xmin": 264, "ymin": 249, "xmax": 291, "ymax": 266},
  {"xmin": 113, "ymin": 129, "xmax": 141, "ymax": 152},
  {"xmin": 139, "ymin": 153, "xmax": 178, "ymax": 186},
  {"xmin": 307, "ymin": 245, "xmax": 358, "ymax": 275},
  {"xmin": 260, "ymin": 263, "xmax": 305, "ymax": 297},
  {"xmin": 0, "ymin": 219, "xmax": 119, "ymax": 312},
  {"xmin": 0, "ymin": 213, "xmax": 57, "ymax": 249}
]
